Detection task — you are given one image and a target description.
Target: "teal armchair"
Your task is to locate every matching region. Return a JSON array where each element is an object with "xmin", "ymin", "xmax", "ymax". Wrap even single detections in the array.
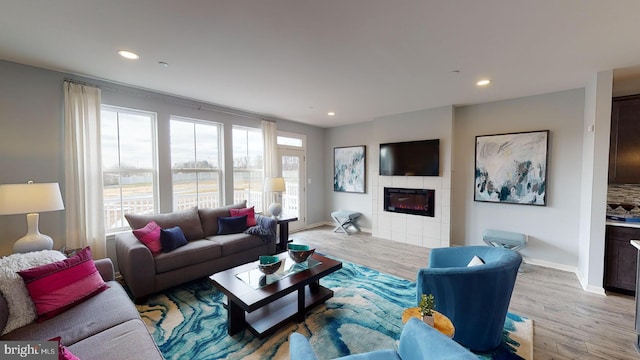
[
  {"xmin": 417, "ymin": 246, "xmax": 522, "ymax": 352},
  {"xmin": 289, "ymin": 317, "xmax": 477, "ymax": 360}
]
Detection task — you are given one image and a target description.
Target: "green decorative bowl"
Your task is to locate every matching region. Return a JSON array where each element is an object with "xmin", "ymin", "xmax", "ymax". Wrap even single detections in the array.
[
  {"xmin": 258, "ymin": 256, "xmax": 282, "ymax": 275},
  {"xmin": 288, "ymin": 244, "xmax": 315, "ymax": 263}
]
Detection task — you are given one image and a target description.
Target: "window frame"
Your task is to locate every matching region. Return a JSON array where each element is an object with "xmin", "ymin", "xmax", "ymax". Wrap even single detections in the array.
[
  {"xmin": 232, "ymin": 125, "xmax": 264, "ymax": 212},
  {"xmin": 101, "ymin": 105, "xmax": 159, "ymax": 234},
  {"xmin": 170, "ymin": 116, "xmax": 224, "ymax": 211},
  {"xmin": 277, "ymin": 131, "xmax": 306, "ymax": 149}
]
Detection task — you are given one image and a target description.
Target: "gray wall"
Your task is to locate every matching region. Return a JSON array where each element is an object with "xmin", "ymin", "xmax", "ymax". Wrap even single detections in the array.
[
  {"xmin": 453, "ymin": 89, "xmax": 586, "ymax": 266},
  {"xmin": 0, "ymin": 60, "xmax": 326, "ymax": 257},
  {"xmin": 0, "ymin": 61, "xmax": 66, "ymax": 256},
  {"xmin": 326, "ymin": 89, "xmax": 588, "ymax": 269},
  {"xmin": 326, "ymin": 122, "xmax": 374, "ymax": 228}
]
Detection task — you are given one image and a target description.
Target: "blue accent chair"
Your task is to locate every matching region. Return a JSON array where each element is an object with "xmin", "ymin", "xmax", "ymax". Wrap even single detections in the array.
[
  {"xmin": 289, "ymin": 317, "xmax": 477, "ymax": 360},
  {"xmin": 416, "ymin": 246, "xmax": 522, "ymax": 352}
]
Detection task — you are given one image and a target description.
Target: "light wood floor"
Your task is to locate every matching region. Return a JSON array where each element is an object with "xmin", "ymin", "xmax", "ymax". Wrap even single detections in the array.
[{"xmin": 291, "ymin": 225, "xmax": 639, "ymax": 360}]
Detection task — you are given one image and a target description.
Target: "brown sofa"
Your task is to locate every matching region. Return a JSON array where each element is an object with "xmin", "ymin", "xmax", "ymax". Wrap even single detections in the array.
[
  {"xmin": 0, "ymin": 258, "xmax": 164, "ymax": 360},
  {"xmin": 115, "ymin": 201, "xmax": 277, "ymax": 301}
]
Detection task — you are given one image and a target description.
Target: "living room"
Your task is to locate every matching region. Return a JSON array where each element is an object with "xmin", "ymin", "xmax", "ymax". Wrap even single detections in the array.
[{"xmin": 2, "ymin": 1, "xmax": 640, "ymax": 359}]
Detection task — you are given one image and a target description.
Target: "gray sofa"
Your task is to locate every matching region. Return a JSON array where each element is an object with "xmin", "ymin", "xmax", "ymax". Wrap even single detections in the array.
[
  {"xmin": 115, "ymin": 202, "xmax": 277, "ymax": 301},
  {"xmin": 0, "ymin": 258, "xmax": 164, "ymax": 360}
]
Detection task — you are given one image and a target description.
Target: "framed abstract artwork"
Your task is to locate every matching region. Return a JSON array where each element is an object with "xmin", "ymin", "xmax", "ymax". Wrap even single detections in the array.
[
  {"xmin": 334, "ymin": 145, "xmax": 366, "ymax": 193},
  {"xmin": 474, "ymin": 130, "xmax": 549, "ymax": 205}
]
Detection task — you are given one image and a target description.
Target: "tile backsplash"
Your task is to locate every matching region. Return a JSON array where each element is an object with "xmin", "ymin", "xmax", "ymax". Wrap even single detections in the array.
[{"xmin": 607, "ymin": 184, "xmax": 640, "ymax": 215}]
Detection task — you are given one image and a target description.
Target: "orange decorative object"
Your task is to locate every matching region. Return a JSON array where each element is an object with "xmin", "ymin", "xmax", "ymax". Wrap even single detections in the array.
[{"xmin": 401, "ymin": 307, "xmax": 455, "ymax": 338}]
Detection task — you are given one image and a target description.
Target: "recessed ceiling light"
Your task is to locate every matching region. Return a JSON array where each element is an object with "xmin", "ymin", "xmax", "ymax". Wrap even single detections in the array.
[
  {"xmin": 117, "ymin": 50, "xmax": 140, "ymax": 60},
  {"xmin": 476, "ymin": 79, "xmax": 491, "ymax": 87},
  {"xmin": 158, "ymin": 61, "xmax": 169, "ymax": 67},
  {"xmin": 328, "ymin": 112, "xmax": 336, "ymax": 116}
]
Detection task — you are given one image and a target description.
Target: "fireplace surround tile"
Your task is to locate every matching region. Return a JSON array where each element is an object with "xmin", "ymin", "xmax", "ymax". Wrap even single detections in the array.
[{"xmin": 373, "ymin": 170, "xmax": 451, "ymax": 248}]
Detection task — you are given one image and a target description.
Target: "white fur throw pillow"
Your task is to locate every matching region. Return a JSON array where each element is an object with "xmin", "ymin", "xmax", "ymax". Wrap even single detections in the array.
[{"xmin": 0, "ymin": 250, "xmax": 66, "ymax": 335}]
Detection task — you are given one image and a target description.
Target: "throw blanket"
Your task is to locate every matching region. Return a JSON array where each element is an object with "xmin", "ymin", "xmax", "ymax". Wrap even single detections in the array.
[
  {"xmin": 245, "ymin": 215, "xmax": 277, "ymax": 243},
  {"xmin": 0, "ymin": 250, "xmax": 67, "ymax": 335}
]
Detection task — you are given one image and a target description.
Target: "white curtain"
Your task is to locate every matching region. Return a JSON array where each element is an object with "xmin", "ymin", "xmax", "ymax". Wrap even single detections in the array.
[
  {"xmin": 262, "ymin": 120, "xmax": 278, "ymax": 208},
  {"xmin": 63, "ymin": 81, "xmax": 106, "ymax": 258}
]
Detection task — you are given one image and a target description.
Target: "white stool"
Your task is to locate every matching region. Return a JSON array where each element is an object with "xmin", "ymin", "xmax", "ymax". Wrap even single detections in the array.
[
  {"xmin": 482, "ymin": 229, "xmax": 528, "ymax": 273},
  {"xmin": 482, "ymin": 229, "xmax": 527, "ymax": 252},
  {"xmin": 331, "ymin": 210, "xmax": 362, "ymax": 235}
]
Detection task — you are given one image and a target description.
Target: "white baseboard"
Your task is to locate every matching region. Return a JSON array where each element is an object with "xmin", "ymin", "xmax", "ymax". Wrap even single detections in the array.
[
  {"xmin": 522, "ymin": 256, "xmax": 576, "ymax": 273},
  {"xmin": 295, "ymin": 221, "xmax": 331, "ymax": 230},
  {"xmin": 294, "ymin": 221, "xmax": 371, "ymax": 234},
  {"xmin": 524, "ymin": 257, "xmax": 606, "ymax": 296},
  {"xmin": 574, "ymin": 270, "xmax": 607, "ymax": 295}
]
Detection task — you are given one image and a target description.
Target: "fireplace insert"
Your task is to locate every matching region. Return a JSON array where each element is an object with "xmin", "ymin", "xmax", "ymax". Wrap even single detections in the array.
[{"xmin": 384, "ymin": 187, "xmax": 435, "ymax": 217}]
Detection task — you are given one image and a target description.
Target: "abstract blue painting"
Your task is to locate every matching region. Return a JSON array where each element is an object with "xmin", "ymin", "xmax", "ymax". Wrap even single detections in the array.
[
  {"xmin": 475, "ymin": 130, "xmax": 549, "ymax": 205},
  {"xmin": 334, "ymin": 145, "xmax": 366, "ymax": 193}
]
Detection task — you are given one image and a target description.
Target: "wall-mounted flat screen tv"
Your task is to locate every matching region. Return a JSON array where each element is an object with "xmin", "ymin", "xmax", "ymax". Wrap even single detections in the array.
[{"xmin": 379, "ymin": 139, "xmax": 440, "ymax": 176}]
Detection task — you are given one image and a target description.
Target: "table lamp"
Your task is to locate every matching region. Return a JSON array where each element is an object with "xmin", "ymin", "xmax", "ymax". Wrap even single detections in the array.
[
  {"xmin": 0, "ymin": 181, "xmax": 65, "ymax": 253},
  {"xmin": 264, "ymin": 177, "xmax": 286, "ymax": 218}
]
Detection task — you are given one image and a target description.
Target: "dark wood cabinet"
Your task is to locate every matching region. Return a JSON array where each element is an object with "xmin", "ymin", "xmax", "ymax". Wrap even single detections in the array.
[
  {"xmin": 604, "ymin": 225, "xmax": 638, "ymax": 294},
  {"xmin": 609, "ymin": 95, "xmax": 640, "ymax": 184}
]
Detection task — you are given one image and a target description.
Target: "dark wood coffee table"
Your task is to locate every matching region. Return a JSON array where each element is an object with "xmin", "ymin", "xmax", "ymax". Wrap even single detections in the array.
[{"xmin": 209, "ymin": 252, "xmax": 342, "ymax": 339}]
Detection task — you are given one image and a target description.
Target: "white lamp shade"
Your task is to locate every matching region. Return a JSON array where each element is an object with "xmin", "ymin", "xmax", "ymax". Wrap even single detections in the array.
[
  {"xmin": 0, "ymin": 182, "xmax": 65, "ymax": 215},
  {"xmin": 264, "ymin": 177, "xmax": 286, "ymax": 193}
]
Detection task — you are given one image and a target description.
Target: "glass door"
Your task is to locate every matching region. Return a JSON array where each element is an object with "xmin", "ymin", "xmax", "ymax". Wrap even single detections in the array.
[{"xmin": 280, "ymin": 148, "xmax": 305, "ymax": 232}]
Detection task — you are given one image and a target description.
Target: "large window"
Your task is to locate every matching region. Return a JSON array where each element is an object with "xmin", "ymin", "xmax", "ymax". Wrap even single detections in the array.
[
  {"xmin": 170, "ymin": 117, "xmax": 222, "ymax": 210},
  {"xmin": 232, "ymin": 126, "xmax": 264, "ymax": 211},
  {"xmin": 101, "ymin": 106, "xmax": 158, "ymax": 232}
]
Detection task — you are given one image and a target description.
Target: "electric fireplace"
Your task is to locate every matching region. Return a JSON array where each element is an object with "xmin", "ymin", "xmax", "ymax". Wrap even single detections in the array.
[{"xmin": 383, "ymin": 187, "xmax": 435, "ymax": 217}]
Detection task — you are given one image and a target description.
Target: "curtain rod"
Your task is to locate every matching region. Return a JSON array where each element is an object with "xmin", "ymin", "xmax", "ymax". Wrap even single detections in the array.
[{"xmin": 63, "ymin": 78, "xmax": 99, "ymax": 88}]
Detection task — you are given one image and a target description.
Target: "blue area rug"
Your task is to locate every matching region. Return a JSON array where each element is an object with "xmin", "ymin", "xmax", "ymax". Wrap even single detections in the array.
[{"xmin": 136, "ymin": 259, "xmax": 532, "ymax": 360}]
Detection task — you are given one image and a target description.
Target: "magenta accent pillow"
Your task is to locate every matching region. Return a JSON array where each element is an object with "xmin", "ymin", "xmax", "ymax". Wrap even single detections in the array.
[
  {"xmin": 49, "ymin": 337, "xmax": 80, "ymax": 360},
  {"xmin": 132, "ymin": 220, "xmax": 162, "ymax": 255},
  {"xmin": 18, "ymin": 247, "xmax": 109, "ymax": 322},
  {"xmin": 229, "ymin": 206, "xmax": 257, "ymax": 227}
]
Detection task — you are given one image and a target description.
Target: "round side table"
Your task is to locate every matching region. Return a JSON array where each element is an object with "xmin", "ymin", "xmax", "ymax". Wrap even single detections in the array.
[{"xmin": 401, "ymin": 307, "xmax": 455, "ymax": 338}]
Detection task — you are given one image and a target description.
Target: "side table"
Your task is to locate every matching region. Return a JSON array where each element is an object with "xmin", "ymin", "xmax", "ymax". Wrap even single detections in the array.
[
  {"xmin": 276, "ymin": 217, "xmax": 298, "ymax": 251},
  {"xmin": 401, "ymin": 308, "xmax": 455, "ymax": 338}
]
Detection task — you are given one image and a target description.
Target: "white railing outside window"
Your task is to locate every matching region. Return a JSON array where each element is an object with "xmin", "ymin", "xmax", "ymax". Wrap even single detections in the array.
[{"xmin": 104, "ymin": 183, "xmax": 300, "ymax": 230}]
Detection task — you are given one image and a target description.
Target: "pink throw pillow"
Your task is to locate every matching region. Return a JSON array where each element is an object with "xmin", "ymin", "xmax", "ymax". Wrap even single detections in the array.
[
  {"xmin": 132, "ymin": 220, "xmax": 162, "ymax": 255},
  {"xmin": 230, "ymin": 206, "xmax": 256, "ymax": 227},
  {"xmin": 18, "ymin": 247, "xmax": 109, "ymax": 322},
  {"xmin": 49, "ymin": 337, "xmax": 80, "ymax": 360}
]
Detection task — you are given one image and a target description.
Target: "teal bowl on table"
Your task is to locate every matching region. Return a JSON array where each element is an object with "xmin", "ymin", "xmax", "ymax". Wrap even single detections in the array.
[
  {"xmin": 258, "ymin": 255, "xmax": 282, "ymax": 275},
  {"xmin": 287, "ymin": 244, "xmax": 316, "ymax": 263}
]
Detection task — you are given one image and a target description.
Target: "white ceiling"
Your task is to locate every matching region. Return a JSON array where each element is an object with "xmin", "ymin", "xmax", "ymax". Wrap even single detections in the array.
[{"xmin": 2, "ymin": 1, "xmax": 640, "ymax": 128}]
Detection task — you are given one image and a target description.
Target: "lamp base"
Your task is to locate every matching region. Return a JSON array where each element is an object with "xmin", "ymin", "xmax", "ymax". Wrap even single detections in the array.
[
  {"xmin": 268, "ymin": 203, "xmax": 283, "ymax": 219},
  {"xmin": 13, "ymin": 233, "xmax": 54, "ymax": 253},
  {"xmin": 13, "ymin": 213, "xmax": 55, "ymax": 253}
]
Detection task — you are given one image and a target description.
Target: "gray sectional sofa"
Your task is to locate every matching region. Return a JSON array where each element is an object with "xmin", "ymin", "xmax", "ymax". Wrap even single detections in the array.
[
  {"xmin": 0, "ymin": 258, "xmax": 164, "ymax": 360},
  {"xmin": 115, "ymin": 201, "xmax": 277, "ymax": 301}
]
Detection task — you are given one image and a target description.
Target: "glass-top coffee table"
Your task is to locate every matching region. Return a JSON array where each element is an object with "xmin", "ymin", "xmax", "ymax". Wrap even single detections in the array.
[{"xmin": 209, "ymin": 252, "xmax": 342, "ymax": 338}]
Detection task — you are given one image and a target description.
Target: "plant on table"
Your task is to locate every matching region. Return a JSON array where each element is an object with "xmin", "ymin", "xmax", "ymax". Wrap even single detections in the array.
[{"xmin": 419, "ymin": 293, "xmax": 435, "ymax": 326}]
